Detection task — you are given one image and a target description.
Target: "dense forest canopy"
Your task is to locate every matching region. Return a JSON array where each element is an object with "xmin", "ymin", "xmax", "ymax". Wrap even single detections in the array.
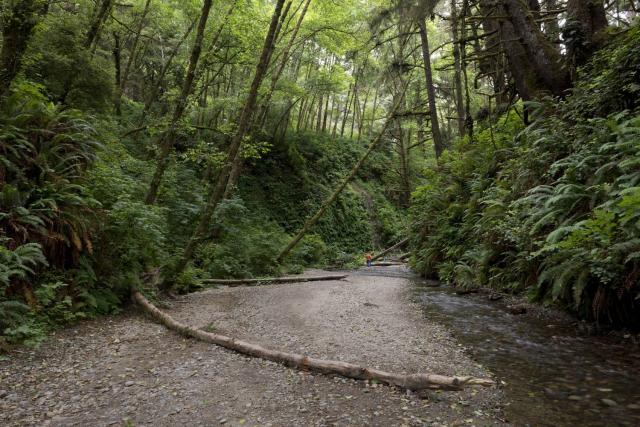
[{"xmin": 0, "ymin": 0, "xmax": 639, "ymax": 345}]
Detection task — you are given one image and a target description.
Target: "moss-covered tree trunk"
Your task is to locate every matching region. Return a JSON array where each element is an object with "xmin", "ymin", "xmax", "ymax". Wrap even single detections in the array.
[
  {"xmin": 450, "ymin": 0, "xmax": 466, "ymax": 136},
  {"xmin": 0, "ymin": 0, "xmax": 43, "ymax": 98},
  {"xmin": 417, "ymin": 18, "xmax": 444, "ymax": 159},
  {"xmin": 490, "ymin": 0, "xmax": 572, "ymax": 99},
  {"xmin": 85, "ymin": 0, "xmax": 113, "ymax": 49},
  {"xmin": 566, "ymin": 0, "xmax": 608, "ymax": 69}
]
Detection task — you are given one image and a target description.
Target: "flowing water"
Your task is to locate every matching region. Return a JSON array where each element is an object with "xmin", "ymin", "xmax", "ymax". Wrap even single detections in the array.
[{"xmin": 412, "ymin": 278, "xmax": 640, "ymax": 426}]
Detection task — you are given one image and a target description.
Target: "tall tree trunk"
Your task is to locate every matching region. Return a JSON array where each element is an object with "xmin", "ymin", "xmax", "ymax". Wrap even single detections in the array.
[
  {"xmin": 477, "ymin": 0, "xmax": 509, "ymax": 107},
  {"xmin": 350, "ymin": 91, "xmax": 359, "ymax": 139},
  {"xmin": 340, "ymin": 83, "xmax": 353, "ymax": 137},
  {"xmin": 113, "ymin": 32, "xmax": 122, "ymax": 114},
  {"xmin": 414, "ymin": 82, "xmax": 426, "ymax": 156},
  {"xmin": 450, "ymin": 0, "xmax": 466, "ymax": 137},
  {"xmin": 115, "ymin": 0, "xmax": 152, "ymax": 113},
  {"xmin": 296, "ymin": 98, "xmax": 307, "ymax": 131},
  {"xmin": 357, "ymin": 87, "xmax": 370, "ymax": 143},
  {"xmin": 417, "ymin": 19, "xmax": 445, "ymax": 159},
  {"xmin": 396, "ymin": 117, "xmax": 411, "ymax": 207},
  {"xmin": 316, "ymin": 94, "xmax": 323, "ymax": 131},
  {"xmin": 259, "ymin": 0, "xmax": 313, "ymax": 117},
  {"xmin": 169, "ymin": 0, "xmax": 288, "ymax": 282},
  {"xmin": 331, "ymin": 94, "xmax": 340, "ymax": 137},
  {"xmin": 322, "ymin": 93, "xmax": 330, "ymax": 132},
  {"xmin": 276, "ymin": 88, "xmax": 406, "ymax": 263},
  {"xmin": 85, "ymin": 0, "xmax": 113, "ymax": 49},
  {"xmin": 565, "ymin": 0, "xmax": 608, "ymax": 70},
  {"xmin": 144, "ymin": 0, "xmax": 213, "ymax": 205},
  {"xmin": 349, "ymin": 64, "xmax": 363, "ymax": 139},
  {"xmin": 304, "ymin": 94, "xmax": 316, "ymax": 130},
  {"xmin": 0, "ymin": 0, "xmax": 43, "ymax": 98},
  {"xmin": 543, "ymin": 0, "xmax": 561, "ymax": 46},
  {"xmin": 369, "ymin": 86, "xmax": 379, "ymax": 135},
  {"xmin": 490, "ymin": 0, "xmax": 572, "ymax": 100},
  {"xmin": 460, "ymin": 0, "xmax": 474, "ymax": 136}
]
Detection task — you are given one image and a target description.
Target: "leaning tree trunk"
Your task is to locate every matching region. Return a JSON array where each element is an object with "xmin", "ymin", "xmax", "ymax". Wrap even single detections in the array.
[
  {"xmin": 85, "ymin": 0, "xmax": 113, "ymax": 49},
  {"xmin": 132, "ymin": 289, "xmax": 494, "ymax": 390},
  {"xmin": 144, "ymin": 0, "xmax": 213, "ymax": 205},
  {"xmin": 417, "ymin": 18, "xmax": 445, "ymax": 159},
  {"xmin": 0, "ymin": 0, "xmax": 43, "ymax": 98},
  {"xmin": 262, "ymin": 0, "xmax": 311, "ymax": 110},
  {"xmin": 168, "ymin": 0, "xmax": 288, "ymax": 283},
  {"xmin": 276, "ymin": 88, "xmax": 407, "ymax": 264}
]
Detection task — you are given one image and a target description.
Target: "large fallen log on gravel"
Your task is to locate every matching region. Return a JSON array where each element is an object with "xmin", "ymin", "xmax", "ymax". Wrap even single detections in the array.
[
  {"xmin": 371, "ymin": 238, "xmax": 409, "ymax": 262},
  {"xmin": 132, "ymin": 289, "xmax": 494, "ymax": 390},
  {"xmin": 199, "ymin": 274, "xmax": 348, "ymax": 287}
]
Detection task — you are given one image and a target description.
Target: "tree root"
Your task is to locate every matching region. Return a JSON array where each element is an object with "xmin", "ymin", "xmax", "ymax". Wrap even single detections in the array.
[
  {"xmin": 132, "ymin": 289, "xmax": 495, "ymax": 391},
  {"xmin": 199, "ymin": 274, "xmax": 348, "ymax": 287}
]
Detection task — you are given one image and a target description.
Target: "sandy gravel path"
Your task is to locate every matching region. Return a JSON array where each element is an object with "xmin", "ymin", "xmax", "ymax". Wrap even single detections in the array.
[{"xmin": 0, "ymin": 266, "xmax": 505, "ymax": 426}]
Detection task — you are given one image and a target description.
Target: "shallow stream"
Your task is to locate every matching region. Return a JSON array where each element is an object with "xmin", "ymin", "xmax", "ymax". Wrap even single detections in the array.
[{"xmin": 412, "ymin": 279, "xmax": 640, "ymax": 426}]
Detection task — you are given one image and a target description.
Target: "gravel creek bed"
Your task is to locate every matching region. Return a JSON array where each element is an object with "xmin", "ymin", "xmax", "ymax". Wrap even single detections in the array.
[{"xmin": 0, "ymin": 267, "xmax": 505, "ymax": 426}]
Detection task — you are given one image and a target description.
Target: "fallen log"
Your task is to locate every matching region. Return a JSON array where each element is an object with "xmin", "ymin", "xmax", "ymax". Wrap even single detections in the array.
[
  {"xmin": 371, "ymin": 238, "xmax": 409, "ymax": 262},
  {"xmin": 200, "ymin": 274, "xmax": 348, "ymax": 287},
  {"xmin": 371, "ymin": 261, "xmax": 404, "ymax": 267},
  {"xmin": 132, "ymin": 289, "xmax": 495, "ymax": 390}
]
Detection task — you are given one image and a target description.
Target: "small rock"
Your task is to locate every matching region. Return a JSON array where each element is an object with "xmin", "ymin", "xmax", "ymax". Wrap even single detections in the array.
[
  {"xmin": 601, "ymin": 398, "xmax": 618, "ymax": 407},
  {"xmin": 568, "ymin": 395, "xmax": 582, "ymax": 401},
  {"xmin": 124, "ymin": 381, "xmax": 134, "ymax": 387},
  {"xmin": 507, "ymin": 304, "xmax": 527, "ymax": 315},
  {"xmin": 219, "ymin": 419, "xmax": 227, "ymax": 425},
  {"xmin": 0, "ymin": 390, "xmax": 7, "ymax": 398}
]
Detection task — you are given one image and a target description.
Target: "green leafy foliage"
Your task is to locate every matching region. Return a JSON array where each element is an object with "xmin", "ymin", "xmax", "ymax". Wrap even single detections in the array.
[
  {"xmin": 411, "ymin": 27, "xmax": 640, "ymax": 328},
  {"xmin": 23, "ymin": 14, "xmax": 114, "ymax": 111}
]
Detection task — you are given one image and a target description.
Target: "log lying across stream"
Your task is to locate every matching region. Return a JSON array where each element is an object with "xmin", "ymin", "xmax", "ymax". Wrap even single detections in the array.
[
  {"xmin": 371, "ymin": 238, "xmax": 409, "ymax": 262},
  {"xmin": 199, "ymin": 274, "xmax": 348, "ymax": 287},
  {"xmin": 132, "ymin": 289, "xmax": 494, "ymax": 391}
]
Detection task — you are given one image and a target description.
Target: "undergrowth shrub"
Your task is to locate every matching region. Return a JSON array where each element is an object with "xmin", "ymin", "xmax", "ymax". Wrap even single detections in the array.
[{"xmin": 411, "ymin": 26, "xmax": 640, "ymax": 328}]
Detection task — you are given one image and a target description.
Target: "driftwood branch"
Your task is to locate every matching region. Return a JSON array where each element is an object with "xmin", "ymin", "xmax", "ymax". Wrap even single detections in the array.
[
  {"xmin": 200, "ymin": 274, "xmax": 348, "ymax": 287},
  {"xmin": 132, "ymin": 289, "xmax": 495, "ymax": 390}
]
